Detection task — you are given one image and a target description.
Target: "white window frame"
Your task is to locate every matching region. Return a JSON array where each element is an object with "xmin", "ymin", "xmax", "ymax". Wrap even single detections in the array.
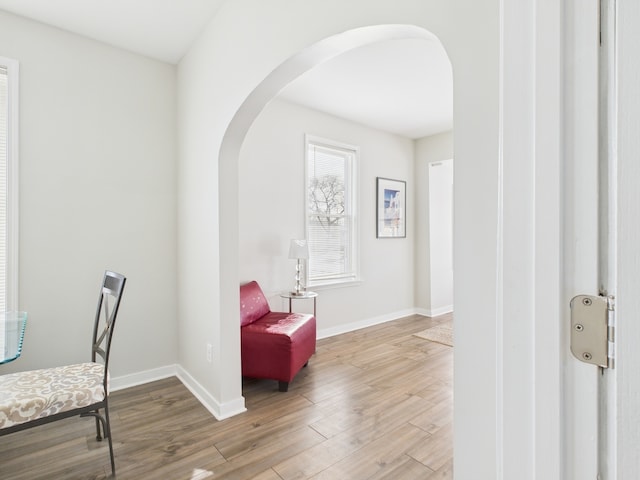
[
  {"xmin": 0, "ymin": 57, "xmax": 19, "ymax": 313},
  {"xmin": 305, "ymin": 134, "xmax": 359, "ymax": 288}
]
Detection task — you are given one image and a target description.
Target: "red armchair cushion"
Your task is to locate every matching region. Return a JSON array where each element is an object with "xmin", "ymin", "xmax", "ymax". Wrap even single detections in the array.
[
  {"xmin": 240, "ymin": 280, "xmax": 271, "ymax": 327},
  {"xmin": 241, "ymin": 311, "xmax": 316, "ymax": 383}
]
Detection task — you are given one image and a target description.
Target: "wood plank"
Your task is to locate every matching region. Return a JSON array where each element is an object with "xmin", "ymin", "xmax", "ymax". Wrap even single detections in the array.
[
  {"xmin": 407, "ymin": 422, "xmax": 454, "ymax": 471},
  {"xmin": 308, "ymin": 423, "xmax": 432, "ymax": 480},
  {"xmin": 274, "ymin": 394, "xmax": 431, "ymax": 479}
]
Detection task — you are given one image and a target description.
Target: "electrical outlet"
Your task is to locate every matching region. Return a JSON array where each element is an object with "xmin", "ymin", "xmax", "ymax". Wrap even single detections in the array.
[{"xmin": 206, "ymin": 343, "xmax": 212, "ymax": 363}]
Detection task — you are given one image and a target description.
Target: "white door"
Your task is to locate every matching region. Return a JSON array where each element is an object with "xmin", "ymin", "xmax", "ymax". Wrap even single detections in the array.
[
  {"xmin": 598, "ymin": 0, "xmax": 640, "ymax": 478},
  {"xmin": 566, "ymin": 1, "xmax": 640, "ymax": 479}
]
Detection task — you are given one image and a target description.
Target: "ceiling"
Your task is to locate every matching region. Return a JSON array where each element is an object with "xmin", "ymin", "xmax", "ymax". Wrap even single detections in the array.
[
  {"xmin": 278, "ymin": 37, "xmax": 452, "ymax": 139},
  {"xmin": 0, "ymin": 0, "xmax": 226, "ymax": 64},
  {"xmin": 0, "ymin": 1, "xmax": 453, "ymax": 139}
]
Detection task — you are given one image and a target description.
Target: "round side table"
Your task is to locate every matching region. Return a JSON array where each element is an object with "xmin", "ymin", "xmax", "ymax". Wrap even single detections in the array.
[{"xmin": 279, "ymin": 291, "xmax": 318, "ymax": 317}]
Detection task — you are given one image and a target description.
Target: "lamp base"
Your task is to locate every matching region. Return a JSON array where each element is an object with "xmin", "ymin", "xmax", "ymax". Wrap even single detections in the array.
[{"xmin": 289, "ymin": 291, "xmax": 307, "ymax": 296}]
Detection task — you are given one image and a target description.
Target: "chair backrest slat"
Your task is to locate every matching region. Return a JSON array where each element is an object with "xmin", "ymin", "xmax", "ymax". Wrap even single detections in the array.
[{"xmin": 91, "ymin": 271, "xmax": 126, "ymax": 383}]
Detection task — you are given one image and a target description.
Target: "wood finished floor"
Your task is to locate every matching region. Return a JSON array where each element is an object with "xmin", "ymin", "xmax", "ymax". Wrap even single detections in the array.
[{"xmin": 0, "ymin": 314, "xmax": 453, "ymax": 480}]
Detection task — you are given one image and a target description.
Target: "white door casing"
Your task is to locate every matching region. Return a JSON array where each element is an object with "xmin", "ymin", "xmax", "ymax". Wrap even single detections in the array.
[
  {"xmin": 563, "ymin": 1, "xmax": 601, "ymax": 479},
  {"xmin": 566, "ymin": 1, "xmax": 640, "ymax": 478},
  {"xmin": 598, "ymin": 0, "xmax": 617, "ymax": 478},
  {"xmin": 499, "ymin": 1, "xmax": 568, "ymax": 478}
]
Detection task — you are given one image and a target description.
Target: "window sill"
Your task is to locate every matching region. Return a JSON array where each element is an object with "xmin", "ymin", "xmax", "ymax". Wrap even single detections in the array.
[{"xmin": 307, "ymin": 278, "xmax": 363, "ymax": 291}]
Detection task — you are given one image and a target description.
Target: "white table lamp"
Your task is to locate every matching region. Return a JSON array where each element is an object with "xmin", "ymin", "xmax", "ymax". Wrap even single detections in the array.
[{"xmin": 288, "ymin": 239, "xmax": 309, "ymax": 295}]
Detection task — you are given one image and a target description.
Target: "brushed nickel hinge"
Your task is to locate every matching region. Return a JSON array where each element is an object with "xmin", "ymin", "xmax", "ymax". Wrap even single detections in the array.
[{"xmin": 570, "ymin": 294, "xmax": 615, "ymax": 369}]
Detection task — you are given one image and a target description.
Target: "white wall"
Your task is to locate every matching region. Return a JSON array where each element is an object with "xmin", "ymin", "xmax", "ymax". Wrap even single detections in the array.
[
  {"xmin": 0, "ymin": 11, "xmax": 178, "ymax": 380},
  {"xmin": 239, "ymin": 98, "xmax": 415, "ymax": 334},
  {"xmin": 415, "ymin": 132, "xmax": 453, "ymax": 315}
]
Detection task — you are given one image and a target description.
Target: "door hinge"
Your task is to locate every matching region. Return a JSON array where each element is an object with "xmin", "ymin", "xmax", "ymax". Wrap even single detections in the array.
[{"xmin": 570, "ymin": 294, "xmax": 615, "ymax": 368}]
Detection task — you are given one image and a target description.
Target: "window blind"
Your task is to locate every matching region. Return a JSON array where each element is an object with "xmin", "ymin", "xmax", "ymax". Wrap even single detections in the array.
[
  {"xmin": 306, "ymin": 140, "xmax": 357, "ymax": 284},
  {"xmin": 0, "ymin": 65, "xmax": 8, "ymax": 314},
  {"xmin": 0, "ymin": 65, "xmax": 7, "ymax": 351}
]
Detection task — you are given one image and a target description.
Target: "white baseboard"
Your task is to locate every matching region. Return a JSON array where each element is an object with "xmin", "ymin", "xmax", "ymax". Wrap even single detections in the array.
[
  {"xmin": 110, "ymin": 364, "xmax": 177, "ymax": 391},
  {"xmin": 428, "ymin": 305, "xmax": 454, "ymax": 317},
  {"xmin": 110, "ymin": 364, "xmax": 246, "ymax": 421},
  {"xmin": 415, "ymin": 305, "xmax": 454, "ymax": 318},
  {"xmin": 176, "ymin": 365, "xmax": 246, "ymax": 420},
  {"xmin": 317, "ymin": 308, "xmax": 419, "ymax": 339}
]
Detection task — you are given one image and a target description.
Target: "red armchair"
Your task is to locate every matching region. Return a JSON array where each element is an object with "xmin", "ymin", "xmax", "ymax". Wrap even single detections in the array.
[{"xmin": 240, "ymin": 281, "xmax": 316, "ymax": 392}]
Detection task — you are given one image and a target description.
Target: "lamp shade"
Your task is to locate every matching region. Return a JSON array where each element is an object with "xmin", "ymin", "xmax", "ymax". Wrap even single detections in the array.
[{"xmin": 288, "ymin": 239, "xmax": 309, "ymax": 259}]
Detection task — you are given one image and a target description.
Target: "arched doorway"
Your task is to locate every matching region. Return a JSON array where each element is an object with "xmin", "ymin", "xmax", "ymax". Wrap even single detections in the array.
[
  {"xmin": 219, "ymin": 23, "xmax": 452, "ymax": 386},
  {"xmin": 217, "ymin": 17, "xmax": 453, "ymax": 466}
]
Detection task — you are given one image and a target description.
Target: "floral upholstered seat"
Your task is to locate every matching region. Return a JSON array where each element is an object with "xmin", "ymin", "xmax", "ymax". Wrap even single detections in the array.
[{"xmin": 0, "ymin": 362, "xmax": 106, "ymax": 429}]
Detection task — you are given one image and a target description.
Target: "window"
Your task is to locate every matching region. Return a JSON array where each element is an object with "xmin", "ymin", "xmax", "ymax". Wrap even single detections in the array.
[
  {"xmin": 305, "ymin": 135, "xmax": 358, "ymax": 286},
  {"xmin": 0, "ymin": 58, "xmax": 19, "ymax": 315}
]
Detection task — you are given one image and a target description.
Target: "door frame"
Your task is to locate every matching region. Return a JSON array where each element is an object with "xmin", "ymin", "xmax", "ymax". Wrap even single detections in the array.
[
  {"xmin": 493, "ymin": 1, "xmax": 566, "ymax": 478},
  {"xmin": 609, "ymin": 0, "xmax": 640, "ymax": 477},
  {"xmin": 562, "ymin": 1, "xmax": 601, "ymax": 479},
  {"xmin": 563, "ymin": 1, "xmax": 640, "ymax": 478}
]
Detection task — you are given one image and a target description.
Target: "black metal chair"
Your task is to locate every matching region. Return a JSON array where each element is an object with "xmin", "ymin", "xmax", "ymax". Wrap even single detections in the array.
[{"xmin": 0, "ymin": 270, "xmax": 126, "ymax": 476}]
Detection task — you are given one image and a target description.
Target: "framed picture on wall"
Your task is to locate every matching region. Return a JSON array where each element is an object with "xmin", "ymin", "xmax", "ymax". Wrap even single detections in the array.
[{"xmin": 376, "ymin": 177, "xmax": 406, "ymax": 238}]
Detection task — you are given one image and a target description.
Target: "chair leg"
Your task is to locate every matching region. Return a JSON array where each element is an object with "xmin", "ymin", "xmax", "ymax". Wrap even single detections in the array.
[
  {"xmin": 278, "ymin": 381, "xmax": 289, "ymax": 392},
  {"xmin": 94, "ymin": 415, "xmax": 103, "ymax": 441},
  {"xmin": 81, "ymin": 406, "xmax": 115, "ymax": 476},
  {"xmin": 104, "ymin": 404, "xmax": 116, "ymax": 476}
]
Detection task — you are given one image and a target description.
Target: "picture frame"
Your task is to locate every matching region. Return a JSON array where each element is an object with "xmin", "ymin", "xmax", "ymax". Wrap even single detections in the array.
[{"xmin": 376, "ymin": 177, "xmax": 406, "ymax": 238}]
